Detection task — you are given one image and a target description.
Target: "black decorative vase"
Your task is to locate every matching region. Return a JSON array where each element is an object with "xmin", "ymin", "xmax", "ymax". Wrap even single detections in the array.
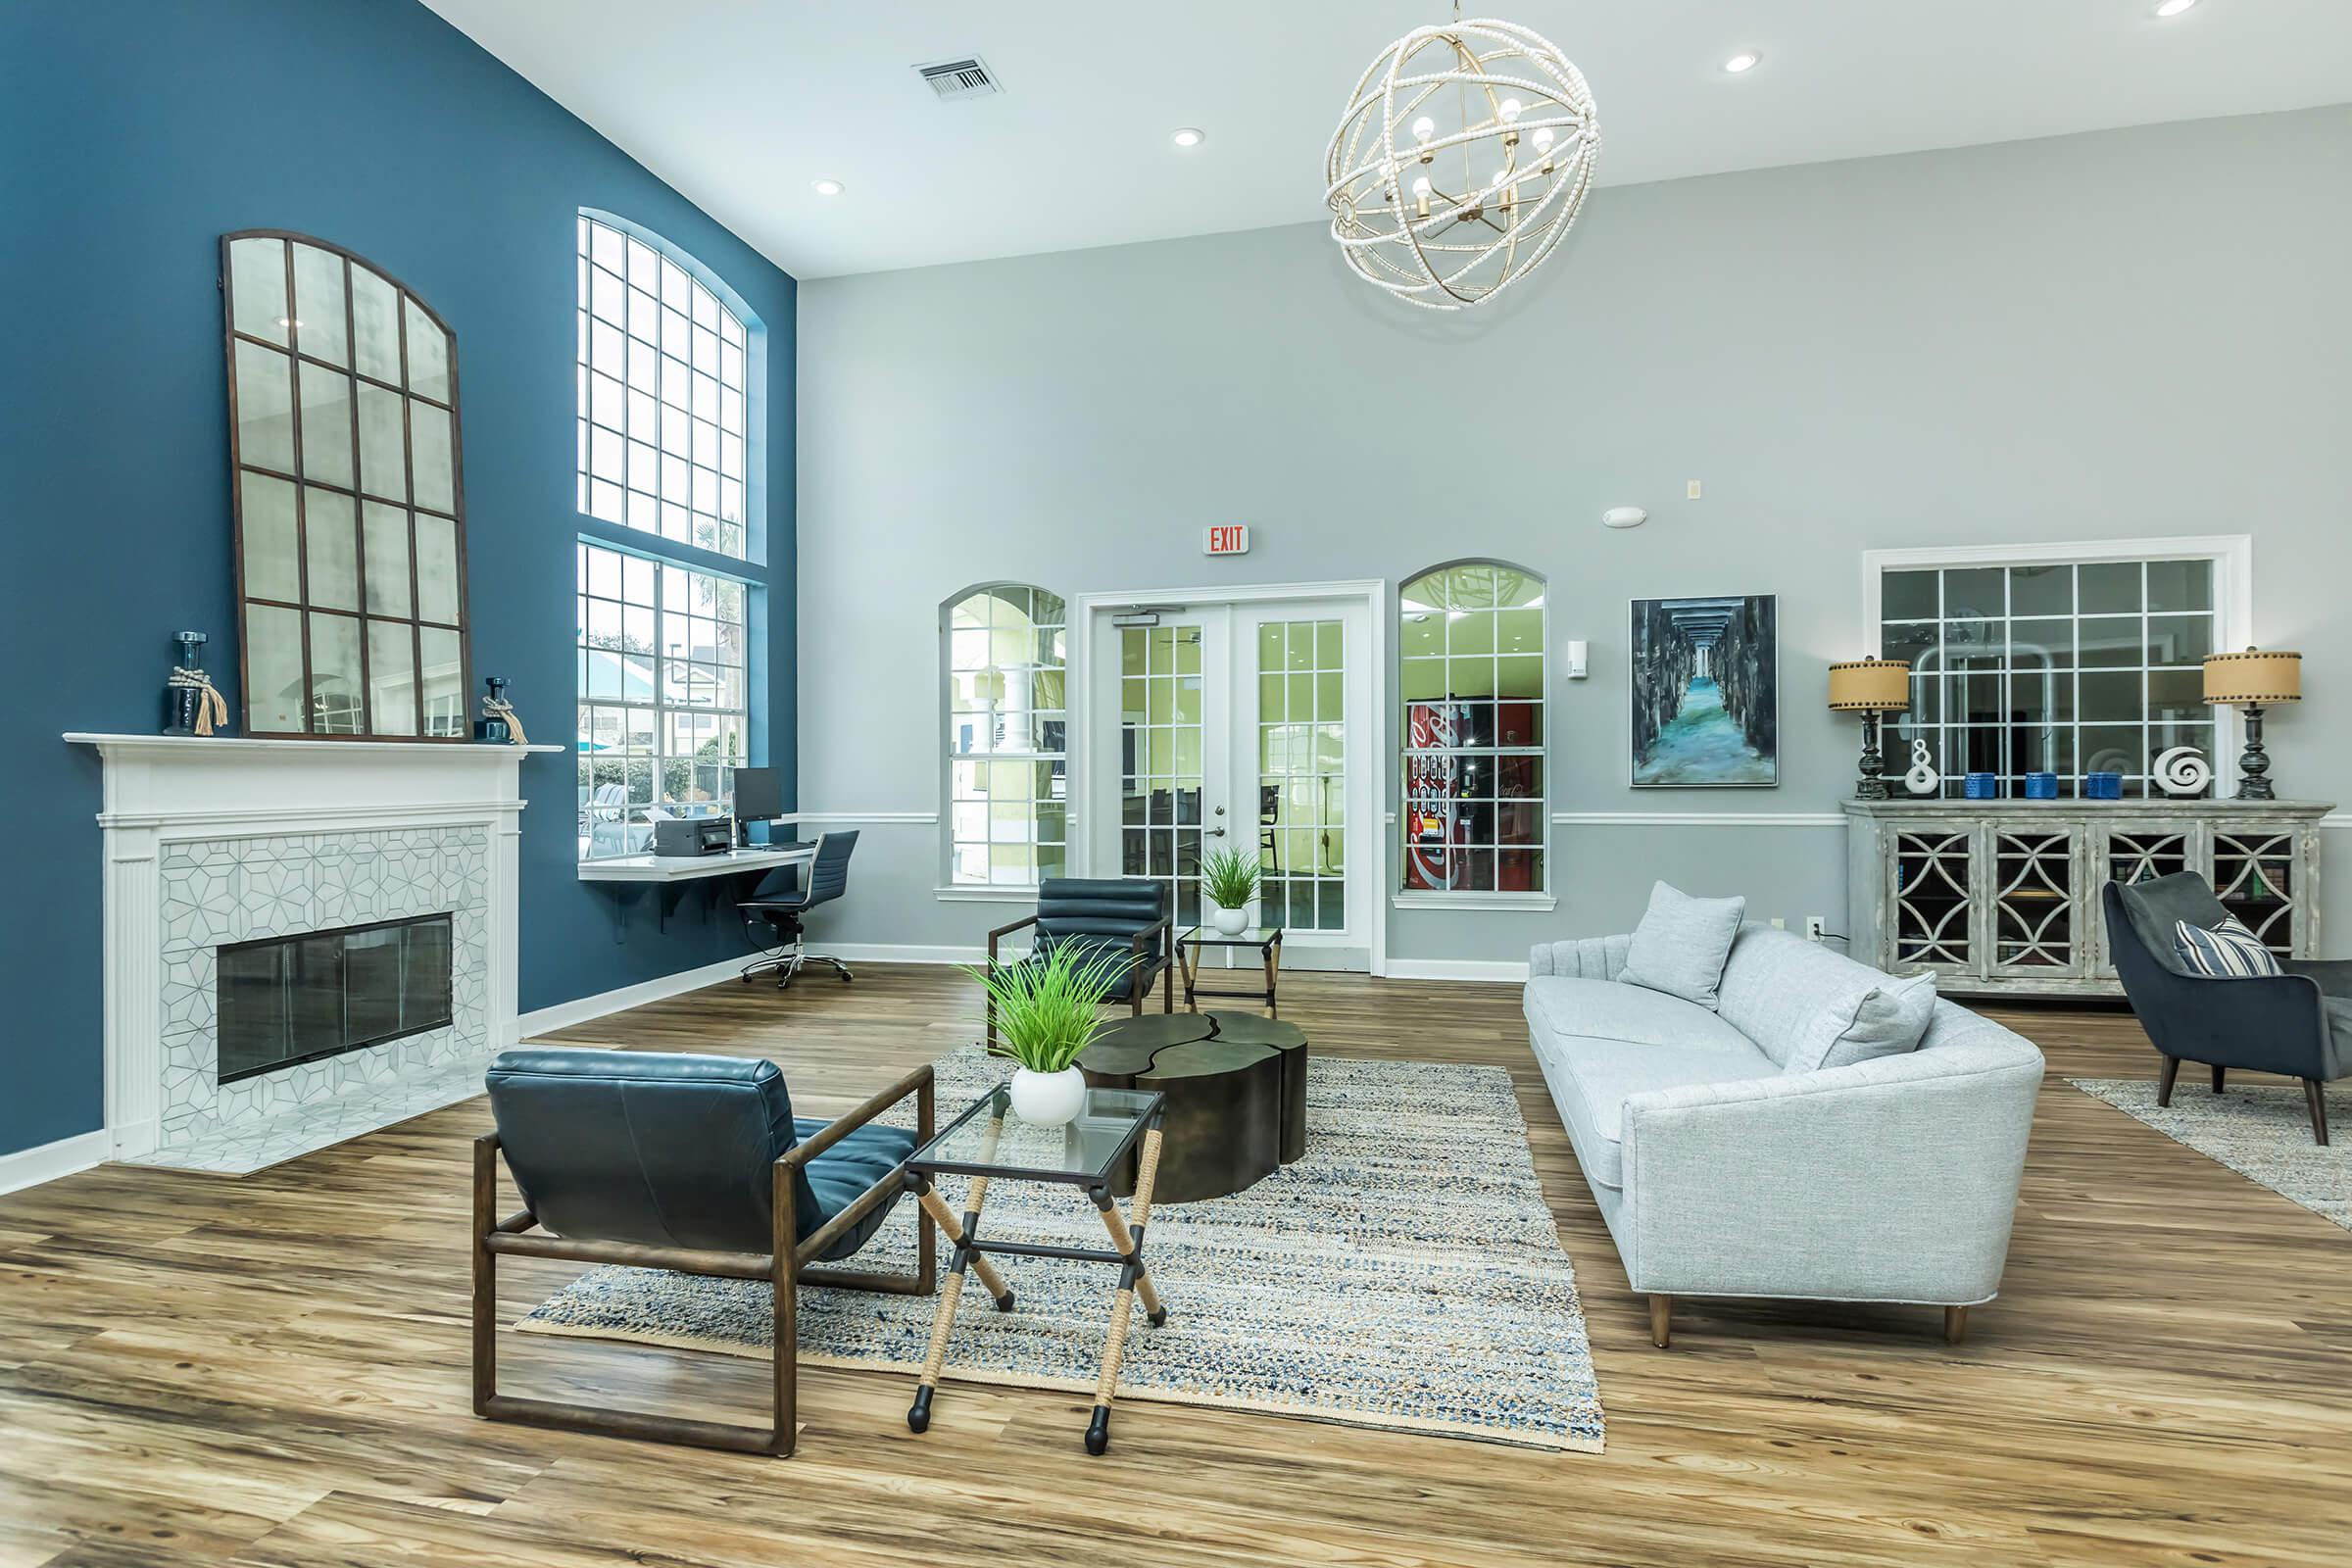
[
  {"xmin": 475, "ymin": 675, "xmax": 512, "ymax": 744},
  {"xmin": 163, "ymin": 631, "xmax": 209, "ymax": 736}
]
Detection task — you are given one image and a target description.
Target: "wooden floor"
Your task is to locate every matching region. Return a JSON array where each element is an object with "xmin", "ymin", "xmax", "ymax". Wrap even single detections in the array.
[{"xmin": 4, "ymin": 965, "xmax": 2349, "ymax": 1568}]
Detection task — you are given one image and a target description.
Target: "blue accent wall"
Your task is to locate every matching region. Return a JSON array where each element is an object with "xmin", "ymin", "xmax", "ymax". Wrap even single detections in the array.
[{"xmin": 0, "ymin": 0, "xmax": 797, "ymax": 1158}]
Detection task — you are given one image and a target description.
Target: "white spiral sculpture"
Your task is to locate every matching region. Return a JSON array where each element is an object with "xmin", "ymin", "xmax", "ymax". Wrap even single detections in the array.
[
  {"xmin": 1324, "ymin": 17, "xmax": 1599, "ymax": 311},
  {"xmin": 1904, "ymin": 738, "xmax": 1941, "ymax": 796},
  {"xmin": 2154, "ymin": 746, "xmax": 2214, "ymax": 797}
]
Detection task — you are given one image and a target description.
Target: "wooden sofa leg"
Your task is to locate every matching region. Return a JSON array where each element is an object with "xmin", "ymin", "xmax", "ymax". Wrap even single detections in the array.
[
  {"xmin": 1648, "ymin": 1294, "xmax": 1672, "ymax": 1349},
  {"xmin": 2156, "ymin": 1055, "xmax": 2180, "ymax": 1107},
  {"xmin": 2307, "ymin": 1079, "xmax": 2331, "ymax": 1147},
  {"xmin": 1943, "ymin": 1305, "xmax": 1969, "ymax": 1345}
]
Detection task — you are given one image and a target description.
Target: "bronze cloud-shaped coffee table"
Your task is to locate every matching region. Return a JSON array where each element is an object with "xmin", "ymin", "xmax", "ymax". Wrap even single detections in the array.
[{"xmin": 1076, "ymin": 1012, "xmax": 1308, "ymax": 1203}]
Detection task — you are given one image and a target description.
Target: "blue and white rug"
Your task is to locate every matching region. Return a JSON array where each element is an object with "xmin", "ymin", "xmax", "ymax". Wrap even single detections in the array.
[{"xmin": 516, "ymin": 1046, "xmax": 1604, "ymax": 1452}]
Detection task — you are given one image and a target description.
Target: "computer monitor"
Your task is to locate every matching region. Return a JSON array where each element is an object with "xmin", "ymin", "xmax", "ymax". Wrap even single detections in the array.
[{"xmin": 731, "ymin": 765, "xmax": 782, "ymax": 831}]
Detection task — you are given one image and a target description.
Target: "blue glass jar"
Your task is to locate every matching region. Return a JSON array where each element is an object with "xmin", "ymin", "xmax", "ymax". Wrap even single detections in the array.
[
  {"xmin": 1964, "ymin": 772, "xmax": 1999, "ymax": 800},
  {"xmin": 2025, "ymin": 771, "xmax": 2058, "ymax": 800},
  {"xmin": 2084, "ymin": 771, "xmax": 2123, "ymax": 800}
]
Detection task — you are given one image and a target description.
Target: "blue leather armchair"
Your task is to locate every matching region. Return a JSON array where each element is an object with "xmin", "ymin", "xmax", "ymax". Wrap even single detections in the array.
[
  {"xmin": 474, "ymin": 1049, "xmax": 936, "ymax": 1454},
  {"xmin": 2103, "ymin": 872, "xmax": 2348, "ymax": 1144},
  {"xmin": 985, "ymin": 878, "xmax": 1173, "ymax": 1045}
]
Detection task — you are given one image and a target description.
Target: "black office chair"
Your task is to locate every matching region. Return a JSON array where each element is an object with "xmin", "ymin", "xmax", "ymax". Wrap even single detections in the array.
[{"xmin": 739, "ymin": 830, "xmax": 858, "ymax": 988}]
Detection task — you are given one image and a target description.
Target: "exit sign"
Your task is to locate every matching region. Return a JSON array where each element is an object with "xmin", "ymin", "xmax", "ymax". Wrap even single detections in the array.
[{"xmin": 1202, "ymin": 523, "xmax": 1250, "ymax": 556}]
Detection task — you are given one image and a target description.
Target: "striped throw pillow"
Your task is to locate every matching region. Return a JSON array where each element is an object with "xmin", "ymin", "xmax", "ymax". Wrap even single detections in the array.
[{"xmin": 2172, "ymin": 914, "xmax": 2282, "ymax": 978}]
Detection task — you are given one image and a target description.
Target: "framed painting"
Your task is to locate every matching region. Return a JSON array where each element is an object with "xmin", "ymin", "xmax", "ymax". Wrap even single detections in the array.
[{"xmin": 1630, "ymin": 594, "xmax": 1778, "ymax": 787}]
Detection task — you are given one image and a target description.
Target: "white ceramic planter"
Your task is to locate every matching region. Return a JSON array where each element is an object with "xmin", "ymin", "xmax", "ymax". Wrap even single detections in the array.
[
  {"xmin": 1210, "ymin": 903, "xmax": 1250, "ymax": 936},
  {"xmin": 1008, "ymin": 1065, "xmax": 1088, "ymax": 1126}
]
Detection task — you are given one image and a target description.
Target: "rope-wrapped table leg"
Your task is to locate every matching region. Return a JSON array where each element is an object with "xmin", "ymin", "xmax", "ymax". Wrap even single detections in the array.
[
  {"xmin": 917, "ymin": 1189, "xmax": 1013, "ymax": 1306},
  {"xmin": 1084, "ymin": 1125, "xmax": 1167, "ymax": 1454}
]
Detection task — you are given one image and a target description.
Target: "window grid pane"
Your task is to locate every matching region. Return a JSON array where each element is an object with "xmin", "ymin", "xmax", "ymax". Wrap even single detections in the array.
[
  {"xmin": 1400, "ymin": 564, "xmax": 1546, "ymax": 893},
  {"xmin": 1259, "ymin": 618, "xmax": 1347, "ymax": 931},
  {"xmin": 1882, "ymin": 558, "xmax": 2216, "ymax": 800},
  {"xmin": 949, "ymin": 584, "xmax": 1068, "ymax": 886},
  {"xmin": 577, "ymin": 217, "xmax": 749, "ymax": 559},
  {"xmin": 225, "ymin": 232, "xmax": 466, "ymax": 739},
  {"xmin": 578, "ymin": 540, "xmax": 750, "ymax": 858}
]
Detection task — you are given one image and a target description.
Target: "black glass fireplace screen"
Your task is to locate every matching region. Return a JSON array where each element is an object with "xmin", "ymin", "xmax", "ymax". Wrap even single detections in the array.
[{"xmin": 216, "ymin": 914, "xmax": 455, "ymax": 1084}]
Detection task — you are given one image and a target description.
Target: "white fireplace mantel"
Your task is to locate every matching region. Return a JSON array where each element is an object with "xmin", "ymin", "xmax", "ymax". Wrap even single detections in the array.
[{"xmin": 67, "ymin": 733, "xmax": 563, "ymax": 1169}]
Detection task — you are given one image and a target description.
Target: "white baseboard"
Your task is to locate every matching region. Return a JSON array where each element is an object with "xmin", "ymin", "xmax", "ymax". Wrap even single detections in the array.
[
  {"xmin": 1382, "ymin": 957, "xmax": 1531, "ymax": 984},
  {"xmin": 0, "ymin": 1128, "xmax": 110, "ymax": 1197},
  {"xmin": 825, "ymin": 942, "xmax": 986, "ymax": 966},
  {"xmin": 517, "ymin": 955, "xmax": 751, "ymax": 1038}
]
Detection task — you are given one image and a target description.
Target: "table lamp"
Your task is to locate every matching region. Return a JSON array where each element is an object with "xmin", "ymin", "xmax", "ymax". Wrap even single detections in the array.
[
  {"xmin": 2203, "ymin": 647, "xmax": 2301, "ymax": 801},
  {"xmin": 1828, "ymin": 658, "xmax": 1911, "ymax": 800}
]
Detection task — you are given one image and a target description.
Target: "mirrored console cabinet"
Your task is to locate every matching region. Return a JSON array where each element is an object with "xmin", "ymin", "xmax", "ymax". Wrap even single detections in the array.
[{"xmin": 1844, "ymin": 799, "xmax": 2331, "ymax": 999}]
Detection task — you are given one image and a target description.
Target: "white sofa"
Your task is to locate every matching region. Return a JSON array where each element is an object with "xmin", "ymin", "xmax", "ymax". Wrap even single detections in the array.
[{"xmin": 1525, "ymin": 924, "xmax": 2043, "ymax": 1346}]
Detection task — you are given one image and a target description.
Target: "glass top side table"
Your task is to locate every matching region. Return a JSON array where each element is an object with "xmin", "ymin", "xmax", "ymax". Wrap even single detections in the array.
[
  {"xmin": 903, "ymin": 1083, "xmax": 1169, "ymax": 1454},
  {"xmin": 1176, "ymin": 923, "xmax": 1284, "ymax": 1013}
]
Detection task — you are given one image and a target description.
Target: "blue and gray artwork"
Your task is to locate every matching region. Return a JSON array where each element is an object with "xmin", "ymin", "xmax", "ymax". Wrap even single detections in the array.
[{"xmin": 1631, "ymin": 595, "xmax": 1778, "ymax": 787}]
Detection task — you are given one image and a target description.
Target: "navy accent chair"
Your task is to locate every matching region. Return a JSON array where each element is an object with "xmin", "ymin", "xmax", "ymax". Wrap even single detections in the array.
[
  {"xmin": 985, "ymin": 878, "xmax": 1173, "ymax": 1045},
  {"xmin": 2103, "ymin": 872, "xmax": 2348, "ymax": 1144},
  {"xmin": 474, "ymin": 1048, "xmax": 936, "ymax": 1454},
  {"xmin": 739, "ymin": 830, "xmax": 858, "ymax": 988}
]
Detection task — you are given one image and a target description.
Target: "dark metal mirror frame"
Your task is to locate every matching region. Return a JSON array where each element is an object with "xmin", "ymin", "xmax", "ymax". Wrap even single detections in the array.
[{"xmin": 220, "ymin": 229, "xmax": 472, "ymax": 740}]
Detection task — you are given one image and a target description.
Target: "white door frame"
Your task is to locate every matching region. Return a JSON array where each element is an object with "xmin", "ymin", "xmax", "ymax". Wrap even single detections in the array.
[{"xmin": 1070, "ymin": 579, "xmax": 1389, "ymax": 978}]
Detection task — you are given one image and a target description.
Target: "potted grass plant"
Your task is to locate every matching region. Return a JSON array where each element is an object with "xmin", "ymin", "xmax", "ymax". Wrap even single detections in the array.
[
  {"xmin": 968, "ymin": 940, "xmax": 1128, "ymax": 1125},
  {"xmin": 1201, "ymin": 846, "xmax": 1260, "ymax": 936}
]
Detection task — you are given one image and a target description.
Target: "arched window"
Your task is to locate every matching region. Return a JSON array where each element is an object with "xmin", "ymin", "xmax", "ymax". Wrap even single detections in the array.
[
  {"xmin": 574, "ymin": 213, "xmax": 760, "ymax": 859},
  {"xmin": 945, "ymin": 584, "xmax": 1068, "ymax": 886},
  {"xmin": 1398, "ymin": 561, "xmax": 1547, "ymax": 894},
  {"xmin": 576, "ymin": 214, "xmax": 752, "ymax": 559},
  {"xmin": 222, "ymin": 231, "xmax": 469, "ymax": 739}
]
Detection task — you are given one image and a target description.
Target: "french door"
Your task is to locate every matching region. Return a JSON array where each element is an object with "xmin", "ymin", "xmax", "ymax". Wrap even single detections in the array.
[{"xmin": 1089, "ymin": 595, "xmax": 1374, "ymax": 969}]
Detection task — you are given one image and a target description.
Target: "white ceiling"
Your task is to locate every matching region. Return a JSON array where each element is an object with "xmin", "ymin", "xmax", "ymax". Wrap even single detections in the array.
[{"xmin": 423, "ymin": 0, "xmax": 2352, "ymax": 280}]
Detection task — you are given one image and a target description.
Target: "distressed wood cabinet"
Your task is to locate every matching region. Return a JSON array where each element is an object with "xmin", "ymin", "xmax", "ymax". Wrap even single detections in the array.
[{"xmin": 1843, "ymin": 799, "xmax": 2330, "ymax": 999}]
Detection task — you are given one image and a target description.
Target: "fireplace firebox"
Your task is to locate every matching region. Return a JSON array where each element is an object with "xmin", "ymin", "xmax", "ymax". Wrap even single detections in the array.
[{"xmin": 216, "ymin": 914, "xmax": 456, "ymax": 1084}]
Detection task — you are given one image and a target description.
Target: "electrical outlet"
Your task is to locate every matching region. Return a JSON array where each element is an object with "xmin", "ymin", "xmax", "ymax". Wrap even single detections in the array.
[
  {"xmin": 1804, "ymin": 915, "xmax": 1827, "ymax": 943},
  {"xmin": 1768, "ymin": 916, "xmax": 1787, "ymax": 930},
  {"xmin": 1686, "ymin": 478, "xmax": 1703, "ymax": 499}
]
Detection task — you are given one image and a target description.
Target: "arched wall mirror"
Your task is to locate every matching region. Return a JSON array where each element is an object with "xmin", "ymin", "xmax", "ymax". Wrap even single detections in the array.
[{"xmin": 221, "ymin": 230, "xmax": 471, "ymax": 739}]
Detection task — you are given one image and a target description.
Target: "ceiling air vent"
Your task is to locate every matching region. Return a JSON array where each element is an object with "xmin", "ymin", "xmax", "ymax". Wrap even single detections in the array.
[{"xmin": 915, "ymin": 57, "xmax": 1000, "ymax": 102}]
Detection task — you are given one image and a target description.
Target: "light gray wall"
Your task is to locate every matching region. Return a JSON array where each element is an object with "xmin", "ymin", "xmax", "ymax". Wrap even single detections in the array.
[{"xmin": 797, "ymin": 105, "xmax": 2352, "ymax": 967}]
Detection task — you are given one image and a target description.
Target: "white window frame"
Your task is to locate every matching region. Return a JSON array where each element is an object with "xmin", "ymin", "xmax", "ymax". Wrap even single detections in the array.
[
  {"xmin": 940, "ymin": 582, "xmax": 1069, "ymax": 895},
  {"xmin": 575, "ymin": 213, "xmax": 755, "ymax": 562},
  {"xmin": 1392, "ymin": 558, "xmax": 1554, "ymax": 909},
  {"xmin": 1860, "ymin": 535, "xmax": 2252, "ymax": 795},
  {"xmin": 576, "ymin": 539, "xmax": 753, "ymax": 859}
]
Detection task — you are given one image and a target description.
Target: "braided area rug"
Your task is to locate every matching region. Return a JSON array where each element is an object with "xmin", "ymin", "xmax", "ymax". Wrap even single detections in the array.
[{"xmin": 515, "ymin": 1044, "xmax": 1603, "ymax": 1452}]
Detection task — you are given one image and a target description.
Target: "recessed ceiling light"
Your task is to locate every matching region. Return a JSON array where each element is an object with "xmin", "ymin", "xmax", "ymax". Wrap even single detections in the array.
[
  {"xmin": 2155, "ymin": 0, "xmax": 2198, "ymax": 15},
  {"xmin": 1723, "ymin": 51, "xmax": 1761, "ymax": 74},
  {"xmin": 811, "ymin": 178, "xmax": 844, "ymax": 196},
  {"xmin": 1171, "ymin": 126, "xmax": 1205, "ymax": 148}
]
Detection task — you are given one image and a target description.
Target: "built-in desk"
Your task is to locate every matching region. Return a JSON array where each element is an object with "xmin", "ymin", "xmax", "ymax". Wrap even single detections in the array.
[{"xmin": 578, "ymin": 843, "xmax": 814, "ymax": 942}]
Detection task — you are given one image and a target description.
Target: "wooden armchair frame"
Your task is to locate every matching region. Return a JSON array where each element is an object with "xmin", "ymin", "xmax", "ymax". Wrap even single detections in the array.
[
  {"xmin": 984, "ymin": 913, "xmax": 1174, "ymax": 1047},
  {"xmin": 471, "ymin": 1063, "xmax": 938, "ymax": 1456}
]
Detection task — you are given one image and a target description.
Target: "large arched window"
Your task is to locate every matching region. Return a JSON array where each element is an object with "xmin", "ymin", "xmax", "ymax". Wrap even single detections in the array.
[
  {"xmin": 576, "ymin": 214, "xmax": 751, "ymax": 560},
  {"xmin": 1398, "ymin": 561, "xmax": 1547, "ymax": 894},
  {"xmin": 574, "ymin": 213, "xmax": 760, "ymax": 859},
  {"xmin": 945, "ymin": 584, "xmax": 1068, "ymax": 886}
]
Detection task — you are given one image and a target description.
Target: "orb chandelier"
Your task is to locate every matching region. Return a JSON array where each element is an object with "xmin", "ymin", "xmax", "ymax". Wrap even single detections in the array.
[{"xmin": 1324, "ymin": 11, "xmax": 1599, "ymax": 311}]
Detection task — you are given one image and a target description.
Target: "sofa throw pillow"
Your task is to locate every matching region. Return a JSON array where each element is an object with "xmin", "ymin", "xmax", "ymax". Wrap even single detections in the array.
[
  {"xmin": 1617, "ymin": 881, "xmax": 1746, "ymax": 1010},
  {"xmin": 1782, "ymin": 972, "xmax": 1937, "ymax": 1075},
  {"xmin": 2173, "ymin": 914, "xmax": 2283, "ymax": 978}
]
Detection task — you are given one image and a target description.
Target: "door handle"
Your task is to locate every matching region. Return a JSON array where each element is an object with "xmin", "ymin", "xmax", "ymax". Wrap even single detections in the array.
[{"xmin": 1207, "ymin": 826, "xmax": 1228, "ymax": 838}]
